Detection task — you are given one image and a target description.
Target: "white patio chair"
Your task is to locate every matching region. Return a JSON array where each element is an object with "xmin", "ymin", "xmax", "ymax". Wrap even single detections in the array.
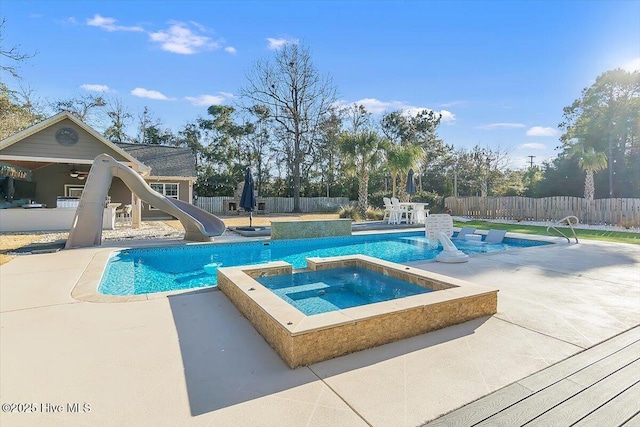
[
  {"xmin": 412, "ymin": 203, "xmax": 429, "ymax": 224},
  {"xmin": 116, "ymin": 204, "xmax": 132, "ymax": 223},
  {"xmin": 390, "ymin": 197, "xmax": 409, "ymax": 224},
  {"xmin": 382, "ymin": 197, "xmax": 393, "ymax": 223}
]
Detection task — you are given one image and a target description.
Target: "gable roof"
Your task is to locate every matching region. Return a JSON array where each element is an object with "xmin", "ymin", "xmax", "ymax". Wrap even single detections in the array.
[
  {"xmin": 116, "ymin": 143, "xmax": 197, "ymax": 179},
  {"xmin": 0, "ymin": 112, "xmax": 150, "ymax": 175}
]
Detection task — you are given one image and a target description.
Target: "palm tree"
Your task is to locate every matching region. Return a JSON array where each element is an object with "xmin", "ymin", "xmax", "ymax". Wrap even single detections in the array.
[
  {"xmin": 571, "ymin": 144, "xmax": 608, "ymax": 200},
  {"xmin": 386, "ymin": 144, "xmax": 424, "ymax": 201},
  {"xmin": 338, "ymin": 131, "xmax": 387, "ymax": 214}
]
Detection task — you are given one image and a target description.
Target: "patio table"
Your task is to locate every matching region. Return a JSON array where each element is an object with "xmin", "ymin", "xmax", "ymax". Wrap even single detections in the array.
[{"xmin": 398, "ymin": 202, "xmax": 430, "ymax": 224}]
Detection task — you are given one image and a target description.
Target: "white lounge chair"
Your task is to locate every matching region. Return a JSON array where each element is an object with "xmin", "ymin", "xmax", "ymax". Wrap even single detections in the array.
[
  {"xmin": 455, "ymin": 227, "xmax": 476, "ymax": 239},
  {"xmin": 484, "ymin": 229, "xmax": 506, "ymax": 243}
]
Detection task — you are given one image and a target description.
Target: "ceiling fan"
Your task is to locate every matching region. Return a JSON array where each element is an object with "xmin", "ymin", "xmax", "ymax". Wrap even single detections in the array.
[{"xmin": 67, "ymin": 166, "xmax": 90, "ymax": 180}]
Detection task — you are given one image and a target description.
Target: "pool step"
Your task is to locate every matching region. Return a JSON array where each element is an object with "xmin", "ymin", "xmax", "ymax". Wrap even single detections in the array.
[
  {"xmin": 287, "ymin": 283, "xmax": 336, "ymax": 301},
  {"xmin": 267, "ymin": 281, "xmax": 330, "ymax": 296}
]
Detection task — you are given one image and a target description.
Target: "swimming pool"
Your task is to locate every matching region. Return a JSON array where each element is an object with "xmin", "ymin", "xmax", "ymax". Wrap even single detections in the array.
[{"xmin": 98, "ymin": 231, "xmax": 550, "ymax": 295}]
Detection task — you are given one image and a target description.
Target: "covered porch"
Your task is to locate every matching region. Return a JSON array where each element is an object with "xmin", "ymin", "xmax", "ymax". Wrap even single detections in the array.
[{"xmin": 0, "ymin": 112, "xmax": 150, "ymax": 232}]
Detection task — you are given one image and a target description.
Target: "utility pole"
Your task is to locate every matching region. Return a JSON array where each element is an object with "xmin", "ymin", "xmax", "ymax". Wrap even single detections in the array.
[
  {"xmin": 527, "ymin": 155, "xmax": 536, "ymax": 168},
  {"xmin": 608, "ymin": 121, "xmax": 614, "ymax": 197},
  {"xmin": 454, "ymin": 169, "xmax": 458, "ymax": 198}
]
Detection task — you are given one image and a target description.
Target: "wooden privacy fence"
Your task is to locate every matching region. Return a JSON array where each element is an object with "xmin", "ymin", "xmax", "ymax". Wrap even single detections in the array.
[
  {"xmin": 196, "ymin": 196, "xmax": 352, "ymax": 214},
  {"xmin": 444, "ymin": 196, "xmax": 640, "ymax": 225}
]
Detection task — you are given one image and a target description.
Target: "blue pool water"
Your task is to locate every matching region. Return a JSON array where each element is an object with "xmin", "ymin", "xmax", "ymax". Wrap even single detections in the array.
[
  {"xmin": 98, "ymin": 231, "xmax": 550, "ymax": 295},
  {"xmin": 256, "ymin": 266, "xmax": 432, "ymax": 315}
]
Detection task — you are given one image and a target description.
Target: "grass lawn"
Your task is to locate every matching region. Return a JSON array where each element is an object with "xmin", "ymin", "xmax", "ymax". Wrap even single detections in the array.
[{"xmin": 457, "ymin": 220, "xmax": 640, "ymax": 245}]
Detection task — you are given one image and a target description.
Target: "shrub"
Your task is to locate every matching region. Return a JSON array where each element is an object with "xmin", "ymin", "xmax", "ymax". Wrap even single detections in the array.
[
  {"xmin": 368, "ymin": 191, "xmax": 387, "ymax": 209},
  {"xmin": 337, "ymin": 205, "xmax": 363, "ymax": 221},
  {"xmin": 411, "ymin": 190, "xmax": 442, "ymax": 207},
  {"xmin": 365, "ymin": 206, "xmax": 385, "ymax": 220},
  {"xmin": 617, "ymin": 219, "xmax": 640, "ymax": 229}
]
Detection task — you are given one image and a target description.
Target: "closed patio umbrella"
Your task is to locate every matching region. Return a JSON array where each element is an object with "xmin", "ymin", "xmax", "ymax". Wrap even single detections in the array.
[
  {"xmin": 406, "ymin": 169, "xmax": 417, "ymax": 201},
  {"xmin": 239, "ymin": 167, "xmax": 257, "ymax": 229}
]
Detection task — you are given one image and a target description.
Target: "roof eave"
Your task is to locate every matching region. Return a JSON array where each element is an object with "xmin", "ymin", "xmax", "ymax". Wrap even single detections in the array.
[
  {"xmin": 146, "ymin": 175, "xmax": 197, "ymax": 182},
  {"xmin": 0, "ymin": 112, "xmax": 152, "ymax": 175}
]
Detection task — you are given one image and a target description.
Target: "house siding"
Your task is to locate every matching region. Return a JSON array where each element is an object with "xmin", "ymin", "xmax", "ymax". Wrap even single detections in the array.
[
  {"xmin": 108, "ymin": 177, "xmax": 132, "ymax": 208},
  {"xmin": 1, "ymin": 119, "xmax": 129, "ymax": 162}
]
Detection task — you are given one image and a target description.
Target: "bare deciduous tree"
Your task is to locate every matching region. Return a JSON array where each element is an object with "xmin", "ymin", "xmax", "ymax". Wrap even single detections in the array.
[
  {"xmin": 1, "ymin": 17, "xmax": 37, "ymax": 79},
  {"xmin": 0, "ymin": 83, "xmax": 46, "ymax": 139},
  {"xmin": 104, "ymin": 97, "xmax": 132, "ymax": 143},
  {"xmin": 240, "ymin": 43, "xmax": 337, "ymax": 212},
  {"xmin": 51, "ymin": 94, "xmax": 106, "ymax": 127}
]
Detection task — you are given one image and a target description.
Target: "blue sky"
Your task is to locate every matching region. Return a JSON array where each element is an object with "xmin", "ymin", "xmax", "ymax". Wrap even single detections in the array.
[{"xmin": 3, "ymin": 0, "xmax": 639, "ymax": 168}]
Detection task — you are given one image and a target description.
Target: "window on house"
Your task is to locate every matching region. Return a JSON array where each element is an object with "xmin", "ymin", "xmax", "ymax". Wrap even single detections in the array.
[
  {"xmin": 64, "ymin": 185, "xmax": 85, "ymax": 198},
  {"xmin": 149, "ymin": 182, "xmax": 179, "ymax": 210}
]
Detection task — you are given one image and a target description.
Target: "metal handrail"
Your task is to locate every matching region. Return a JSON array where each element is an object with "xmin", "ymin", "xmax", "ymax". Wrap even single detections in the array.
[{"xmin": 546, "ymin": 215, "xmax": 579, "ymax": 244}]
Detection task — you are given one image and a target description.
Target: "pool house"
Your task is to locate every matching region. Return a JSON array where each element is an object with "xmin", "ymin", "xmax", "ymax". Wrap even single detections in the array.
[{"xmin": 0, "ymin": 112, "xmax": 197, "ymax": 232}]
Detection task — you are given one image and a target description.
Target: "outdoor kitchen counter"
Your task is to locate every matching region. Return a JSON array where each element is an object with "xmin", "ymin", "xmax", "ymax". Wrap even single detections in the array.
[{"xmin": 0, "ymin": 205, "xmax": 118, "ymax": 232}]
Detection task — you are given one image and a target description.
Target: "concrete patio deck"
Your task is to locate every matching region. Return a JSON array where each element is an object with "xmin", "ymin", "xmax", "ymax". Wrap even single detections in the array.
[{"xmin": 0, "ymin": 232, "xmax": 638, "ymax": 427}]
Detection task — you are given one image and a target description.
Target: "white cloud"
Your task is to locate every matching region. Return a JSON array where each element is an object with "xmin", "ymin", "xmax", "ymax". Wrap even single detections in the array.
[
  {"xmin": 340, "ymin": 98, "xmax": 455, "ymax": 124},
  {"xmin": 526, "ymin": 126, "xmax": 560, "ymax": 137},
  {"xmin": 623, "ymin": 57, "xmax": 640, "ymax": 72},
  {"xmin": 403, "ymin": 107, "xmax": 456, "ymax": 124},
  {"xmin": 439, "ymin": 100, "xmax": 469, "ymax": 108},
  {"xmin": 67, "ymin": 17, "xmax": 77, "ymax": 24},
  {"xmin": 149, "ymin": 22, "xmax": 219, "ymax": 54},
  {"xmin": 184, "ymin": 93, "xmax": 231, "ymax": 106},
  {"xmin": 189, "ymin": 21, "xmax": 208, "ymax": 33},
  {"xmin": 86, "ymin": 14, "xmax": 144, "ymax": 32},
  {"xmin": 351, "ymin": 98, "xmax": 407, "ymax": 114},
  {"xmin": 518, "ymin": 143, "xmax": 547, "ymax": 150},
  {"xmin": 267, "ymin": 37, "xmax": 298, "ymax": 50},
  {"xmin": 130, "ymin": 87, "xmax": 174, "ymax": 100},
  {"xmin": 224, "ymin": 46, "xmax": 237, "ymax": 54},
  {"xmin": 476, "ymin": 123, "xmax": 526, "ymax": 130},
  {"xmin": 80, "ymin": 84, "xmax": 110, "ymax": 92},
  {"xmin": 439, "ymin": 110, "xmax": 456, "ymax": 124}
]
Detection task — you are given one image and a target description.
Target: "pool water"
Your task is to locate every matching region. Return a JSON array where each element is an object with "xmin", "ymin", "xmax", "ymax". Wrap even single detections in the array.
[
  {"xmin": 98, "ymin": 231, "xmax": 550, "ymax": 295},
  {"xmin": 256, "ymin": 266, "xmax": 433, "ymax": 315}
]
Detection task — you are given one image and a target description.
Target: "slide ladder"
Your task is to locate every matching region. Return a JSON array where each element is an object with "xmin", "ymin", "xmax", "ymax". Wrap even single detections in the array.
[
  {"xmin": 425, "ymin": 214, "xmax": 454, "ymax": 243},
  {"xmin": 65, "ymin": 154, "xmax": 226, "ymax": 248},
  {"xmin": 546, "ymin": 215, "xmax": 579, "ymax": 244}
]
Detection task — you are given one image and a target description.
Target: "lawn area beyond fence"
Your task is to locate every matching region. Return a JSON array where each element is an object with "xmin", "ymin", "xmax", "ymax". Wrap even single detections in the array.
[{"xmin": 445, "ymin": 196, "xmax": 640, "ymax": 226}]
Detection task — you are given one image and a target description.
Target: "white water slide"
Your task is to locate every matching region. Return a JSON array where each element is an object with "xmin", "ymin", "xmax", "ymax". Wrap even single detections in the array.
[{"xmin": 65, "ymin": 154, "xmax": 225, "ymax": 248}]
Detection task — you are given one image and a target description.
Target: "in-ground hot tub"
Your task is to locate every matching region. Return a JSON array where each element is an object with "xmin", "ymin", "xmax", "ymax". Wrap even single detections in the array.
[{"xmin": 217, "ymin": 255, "xmax": 498, "ymax": 368}]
